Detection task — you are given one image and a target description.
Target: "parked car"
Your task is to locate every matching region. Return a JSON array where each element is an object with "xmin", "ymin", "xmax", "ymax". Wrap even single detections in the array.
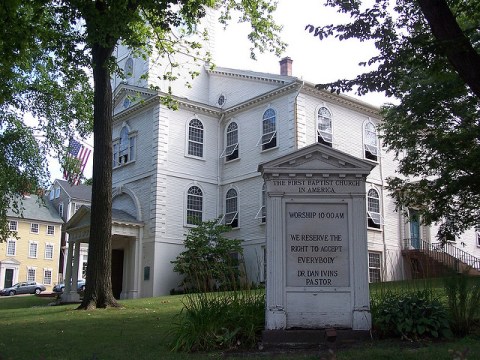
[
  {"xmin": 0, "ymin": 282, "xmax": 46, "ymax": 296},
  {"xmin": 52, "ymin": 279, "xmax": 86, "ymax": 294}
]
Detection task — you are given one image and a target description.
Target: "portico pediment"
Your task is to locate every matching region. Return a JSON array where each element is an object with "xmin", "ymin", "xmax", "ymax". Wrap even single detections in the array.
[{"xmin": 258, "ymin": 143, "xmax": 375, "ymax": 177}]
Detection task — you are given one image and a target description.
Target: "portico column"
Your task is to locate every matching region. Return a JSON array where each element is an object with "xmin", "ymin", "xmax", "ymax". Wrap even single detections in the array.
[
  {"xmin": 265, "ymin": 192, "xmax": 286, "ymax": 330},
  {"xmin": 71, "ymin": 241, "xmax": 80, "ymax": 291},
  {"xmin": 63, "ymin": 243, "xmax": 74, "ymax": 294}
]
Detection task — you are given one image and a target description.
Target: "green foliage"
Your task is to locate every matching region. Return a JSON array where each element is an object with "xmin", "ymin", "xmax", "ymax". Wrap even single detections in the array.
[
  {"xmin": 172, "ymin": 219, "xmax": 243, "ymax": 292},
  {"xmin": 170, "ymin": 289, "xmax": 265, "ymax": 352},
  {"xmin": 306, "ymin": 0, "xmax": 480, "ymax": 239},
  {"xmin": 371, "ymin": 289, "xmax": 452, "ymax": 340},
  {"xmin": 443, "ymin": 274, "xmax": 480, "ymax": 336}
]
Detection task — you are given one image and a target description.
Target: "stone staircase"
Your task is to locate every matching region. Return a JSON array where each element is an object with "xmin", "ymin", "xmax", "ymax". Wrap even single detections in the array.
[{"xmin": 402, "ymin": 238, "xmax": 480, "ymax": 279}]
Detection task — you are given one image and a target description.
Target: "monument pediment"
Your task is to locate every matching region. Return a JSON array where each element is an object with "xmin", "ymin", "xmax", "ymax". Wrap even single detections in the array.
[{"xmin": 258, "ymin": 143, "xmax": 374, "ymax": 176}]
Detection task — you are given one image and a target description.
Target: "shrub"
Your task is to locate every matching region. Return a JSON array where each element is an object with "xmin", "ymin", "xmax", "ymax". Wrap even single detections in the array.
[
  {"xmin": 443, "ymin": 274, "xmax": 480, "ymax": 336},
  {"xmin": 371, "ymin": 289, "xmax": 452, "ymax": 340},
  {"xmin": 170, "ymin": 288, "xmax": 265, "ymax": 352}
]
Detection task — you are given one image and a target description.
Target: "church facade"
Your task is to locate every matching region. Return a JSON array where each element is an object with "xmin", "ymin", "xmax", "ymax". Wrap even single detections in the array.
[{"xmin": 65, "ymin": 45, "xmax": 480, "ymax": 299}]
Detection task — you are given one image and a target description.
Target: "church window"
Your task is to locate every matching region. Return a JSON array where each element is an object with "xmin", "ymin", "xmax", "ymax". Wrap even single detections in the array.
[
  {"xmin": 113, "ymin": 125, "xmax": 136, "ymax": 168},
  {"xmin": 367, "ymin": 188, "xmax": 382, "ymax": 229},
  {"xmin": 317, "ymin": 106, "xmax": 333, "ymax": 147},
  {"xmin": 257, "ymin": 108, "xmax": 277, "ymax": 150},
  {"xmin": 186, "ymin": 186, "xmax": 203, "ymax": 225},
  {"xmin": 255, "ymin": 183, "xmax": 266, "ymax": 223},
  {"xmin": 224, "ymin": 189, "xmax": 238, "ymax": 228},
  {"xmin": 220, "ymin": 122, "xmax": 239, "ymax": 161},
  {"xmin": 364, "ymin": 120, "xmax": 379, "ymax": 161},
  {"xmin": 188, "ymin": 119, "xmax": 204, "ymax": 158}
]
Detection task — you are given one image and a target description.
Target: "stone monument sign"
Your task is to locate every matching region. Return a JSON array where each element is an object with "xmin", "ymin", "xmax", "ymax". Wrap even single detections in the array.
[{"xmin": 258, "ymin": 143, "xmax": 374, "ymax": 332}]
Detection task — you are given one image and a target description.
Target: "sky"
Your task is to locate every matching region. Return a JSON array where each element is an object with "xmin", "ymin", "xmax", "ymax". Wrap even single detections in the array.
[{"xmin": 48, "ymin": 0, "xmax": 388, "ymax": 183}]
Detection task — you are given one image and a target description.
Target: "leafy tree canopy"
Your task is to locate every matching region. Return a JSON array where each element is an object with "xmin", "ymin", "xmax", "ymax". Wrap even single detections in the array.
[
  {"xmin": 2, "ymin": 0, "xmax": 284, "ymax": 309},
  {"xmin": 306, "ymin": 0, "xmax": 480, "ymax": 239},
  {"xmin": 0, "ymin": 1, "xmax": 93, "ymax": 241}
]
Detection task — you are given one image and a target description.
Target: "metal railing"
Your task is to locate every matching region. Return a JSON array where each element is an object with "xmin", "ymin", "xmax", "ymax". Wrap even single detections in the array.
[{"xmin": 403, "ymin": 238, "xmax": 480, "ymax": 272}]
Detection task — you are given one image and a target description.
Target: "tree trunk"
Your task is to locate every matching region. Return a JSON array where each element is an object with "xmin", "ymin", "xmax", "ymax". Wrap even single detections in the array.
[
  {"xmin": 417, "ymin": 0, "xmax": 480, "ymax": 99},
  {"xmin": 78, "ymin": 42, "xmax": 119, "ymax": 309}
]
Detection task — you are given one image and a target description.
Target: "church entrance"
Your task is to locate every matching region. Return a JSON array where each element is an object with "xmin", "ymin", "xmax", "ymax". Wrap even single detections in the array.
[{"xmin": 111, "ymin": 249, "xmax": 124, "ymax": 299}]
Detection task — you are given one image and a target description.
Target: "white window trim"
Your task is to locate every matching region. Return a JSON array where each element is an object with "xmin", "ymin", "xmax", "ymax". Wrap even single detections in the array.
[
  {"xmin": 6, "ymin": 239, "xmax": 16, "ymax": 256},
  {"xmin": 256, "ymin": 130, "xmax": 277, "ymax": 147},
  {"xmin": 28, "ymin": 241, "xmax": 38, "ymax": 258},
  {"xmin": 316, "ymin": 105, "xmax": 333, "ymax": 145},
  {"xmin": 43, "ymin": 268, "xmax": 53, "ymax": 285},
  {"xmin": 46, "ymin": 225, "xmax": 55, "ymax": 236},
  {"xmin": 476, "ymin": 229, "xmax": 480, "ymax": 247},
  {"xmin": 367, "ymin": 211, "xmax": 384, "ymax": 225},
  {"xmin": 185, "ymin": 118, "xmax": 205, "ymax": 159},
  {"xmin": 44, "ymin": 243, "xmax": 54, "ymax": 260},
  {"xmin": 54, "ymin": 187, "xmax": 60, "ymax": 198},
  {"xmin": 367, "ymin": 187, "xmax": 383, "ymax": 229},
  {"xmin": 185, "ymin": 185, "xmax": 203, "ymax": 226},
  {"xmin": 27, "ymin": 267, "xmax": 36, "ymax": 282},
  {"xmin": 9, "ymin": 220, "xmax": 17, "ymax": 231},
  {"xmin": 59, "ymin": 203, "xmax": 64, "ymax": 217},
  {"xmin": 368, "ymin": 251, "xmax": 382, "ymax": 283},
  {"xmin": 220, "ymin": 143, "xmax": 239, "ymax": 158},
  {"xmin": 49, "ymin": 189, "xmax": 55, "ymax": 201},
  {"xmin": 363, "ymin": 119, "xmax": 380, "ymax": 161},
  {"xmin": 255, "ymin": 206, "xmax": 266, "ymax": 220},
  {"xmin": 113, "ymin": 126, "xmax": 137, "ymax": 168},
  {"xmin": 30, "ymin": 223, "xmax": 39, "ymax": 234}
]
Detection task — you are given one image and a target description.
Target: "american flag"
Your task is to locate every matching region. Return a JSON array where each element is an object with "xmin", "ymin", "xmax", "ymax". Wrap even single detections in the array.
[{"xmin": 63, "ymin": 138, "xmax": 92, "ymax": 185}]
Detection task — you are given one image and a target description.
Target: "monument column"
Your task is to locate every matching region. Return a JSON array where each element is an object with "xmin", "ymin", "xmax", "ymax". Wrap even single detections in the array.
[{"xmin": 266, "ymin": 192, "xmax": 286, "ymax": 329}]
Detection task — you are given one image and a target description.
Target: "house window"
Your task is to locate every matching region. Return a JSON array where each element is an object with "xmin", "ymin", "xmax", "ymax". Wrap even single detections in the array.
[
  {"xmin": 187, "ymin": 119, "xmax": 204, "ymax": 158},
  {"xmin": 29, "ymin": 241, "xmax": 38, "ymax": 258},
  {"xmin": 49, "ymin": 189, "xmax": 55, "ymax": 201},
  {"xmin": 476, "ymin": 228, "xmax": 480, "ymax": 247},
  {"xmin": 55, "ymin": 187, "xmax": 60, "ymax": 198},
  {"xmin": 82, "ymin": 255, "xmax": 88, "ymax": 279},
  {"xmin": 257, "ymin": 108, "xmax": 277, "ymax": 150},
  {"xmin": 6, "ymin": 239, "xmax": 16, "ymax": 256},
  {"xmin": 27, "ymin": 268, "xmax": 36, "ymax": 282},
  {"xmin": 45, "ymin": 244, "xmax": 54, "ymax": 259},
  {"xmin": 59, "ymin": 203, "xmax": 64, "ymax": 217},
  {"xmin": 364, "ymin": 120, "xmax": 379, "ymax": 161},
  {"xmin": 186, "ymin": 186, "xmax": 203, "ymax": 225},
  {"xmin": 368, "ymin": 252, "xmax": 382, "ymax": 283},
  {"xmin": 43, "ymin": 269, "xmax": 52, "ymax": 285},
  {"xmin": 255, "ymin": 183, "xmax": 267, "ymax": 223},
  {"xmin": 30, "ymin": 223, "xmax": 39, "ymax": 234},
  {"xmin": 220, "ymin": 122, "xmax": 239, "ymax": 161},
  {"xmin": 9, "ymin": 221, "xmax": 17, "ymax": 231},
  {"xmin": 317, "ymin": 106, "xmax": 332, "ymax": 146},
  {"xmin": 47, "ymin": 225, "xmax": 55, "ymax": 236},
  {"xmin": 113, "ymin": 125, "xmax": 136, "ymax": 167},
  {"xmin": 225, "ymin": 189, "xmax": 239, "ymax": 228},
  {"xmin": 367, "ymin": 188, "xmax": 382, "ymax": 229}
]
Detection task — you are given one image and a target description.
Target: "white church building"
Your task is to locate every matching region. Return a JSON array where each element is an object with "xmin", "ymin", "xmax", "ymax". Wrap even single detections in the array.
[{"xmin": 64, "ymin": 18, "xmax": 480, "ymax": 300}]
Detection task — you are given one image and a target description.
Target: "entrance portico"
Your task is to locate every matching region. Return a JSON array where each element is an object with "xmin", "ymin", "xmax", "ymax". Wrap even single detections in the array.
[{"xmin": 63, "ymin": 206, "xmax": 143, "ymax": 302}]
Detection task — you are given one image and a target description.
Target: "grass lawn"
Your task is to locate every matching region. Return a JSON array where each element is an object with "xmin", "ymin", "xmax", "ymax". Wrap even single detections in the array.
[{"xmin": 0, "ymin": 292, "xmax": 479, "ymax": 360}]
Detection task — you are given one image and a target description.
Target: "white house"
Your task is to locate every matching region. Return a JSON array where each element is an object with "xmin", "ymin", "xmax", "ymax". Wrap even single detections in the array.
[{"xmin": 65, "ymin": 24, "xmax": 480, "ymax": 300}]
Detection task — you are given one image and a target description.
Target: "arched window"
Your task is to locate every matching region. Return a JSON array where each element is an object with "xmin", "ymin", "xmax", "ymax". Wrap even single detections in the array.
[
  {"xmin": 257, "ymin": 108, "xmax": 277, "ymax": 150},
  {"xmin": 124, "ymin": 57, "xmax": 134, "ymax": 82},
  {"xmin": 367, "ymin": 188, "xmax": 381, "ymax": 229},
  {"xmin": 255, "ymin": 183, "xmax": 267, "ymax": 223},
  {"xmin": 225, "ymin": 189, "xmax": 238, "ymax": 228},
  {"xmin": 186, "ymin": 186, "xmax": 203, "ymax": 225},
  {"xmin": 188, "ymin": 119, "xmax": 204, "ymax": 157},
  {"xmin": 114, "ymin": 125, "xmax": 136, "ymax": 167},
  {"xmin": 364, "ymin": 121, "xmax": 379, "ymax": 161},
  {"xmin": 317, "ymin": 107, "xmax": 332, "ymax": 147},
  {"xmin": 220, "ymin": 122, "xmax": 239, "ymax": 161}
]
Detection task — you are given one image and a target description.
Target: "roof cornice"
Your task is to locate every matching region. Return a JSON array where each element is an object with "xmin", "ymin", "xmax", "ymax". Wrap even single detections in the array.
[{"xmin": 208, "ymin": 66, "xmax": 292, "ymax": 85}]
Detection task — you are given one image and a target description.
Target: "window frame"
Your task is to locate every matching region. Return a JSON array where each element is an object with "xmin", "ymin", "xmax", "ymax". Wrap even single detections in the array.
[
  {"xmin": 220, "ymin": 121, "xmax": 239, "ymax": 161},
  {"xmin": 476, "ymin": 227, "xmax": 480, "ymax": 247},
  {"xmin": 28, "ymin": 241, "xmax": 38, "ymax": 258},
  {"xmin": 44, "ymin": 243, "xmax": 54, "ymax": 260},
  {"xmin": 186, "ymin": 186, "xmax": 203, "ymax": 226},
  {"xmin": 224, "ymin": 188, "xmax": 239, "ymax": 228},
  {"xmin": 9, "ymin": 221, "xmax": 17, "ymax": 231},
  {"xmin": 255, "ymin": 183, "xmax": 267, "ymax": 223},
  {"xmin": 43, "ymin": 269, "xmax": 53, "ymax": 285},
  {"xmin": 46, "ymin": 225, "xmax": 55, "ymax": 236},
  {"xmin": 58, "ymin": 203, "xmax": 64, "ymax": 217},
  {"xmin": 317, "ymin": 106, "xmax": 333, "ymax": 147},
  {"xmin": 186, "ymin": 118, "xmax": 205, "ymax": 159},
  {"xmin": 368, "ymin": 252, "xmax": 382, "ymax": 283},
  {"xmin": 113, "ymin": 125, "xmax": 137, "ymax": 168},
  {"xmin": 49, "ymin": 189, "xmax": 55, "ymax": 201},
  {"xmin": 6, "ymin": 239, "xmax": 16, "ymax": 256},
  {"xmin": 367, "ymin": 188, "xmax": 383, "ymax": 229},
  {"xmin": 257, "ymin": 108, "xmax": 277, "ymax": 151},
  {"xmin": 54, "ymin": 187, "xmax": 60, "ymax": 198},
  {"xmin": 363, "ymin": 119, "xmax": 379, "ymax": 162},
  {"xmin": 30, "ymin": 223, "xmax": 39, "ymax": 234},
  {"xmin": 27, "ymin": 268, "xmax": 36, "ymax": 282}
]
